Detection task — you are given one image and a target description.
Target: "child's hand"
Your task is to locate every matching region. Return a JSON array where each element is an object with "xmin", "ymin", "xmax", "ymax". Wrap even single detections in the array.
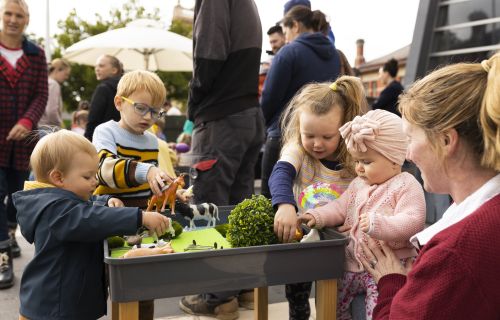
[
  {"xmin": 147, "ymin": 166, "xmax": 173, "ymax": 196},
  {"xmin": 336, "ymin": 224, "xmax": 351, "ymax": 236},
  {"xmin": 142, "ymin": 211, "xmax": 170, "ymax": 236},
  {"xmin": 297, "ymin": 213, "xmax": 317, "ymax": 228},
  {"xmin": 274, "ymin": 204, "xmax": 299, "ymax": 243},
  {"xmin": 176, "ymin": 189, "xmax": 192, "ymax": 203},
  {"xmin": 108, "ymin": 197, "xmax": 124, "ymax": 207},
  {"xmin": 359, "ymin": 213, "xmax": 370, "ymax": 233}
]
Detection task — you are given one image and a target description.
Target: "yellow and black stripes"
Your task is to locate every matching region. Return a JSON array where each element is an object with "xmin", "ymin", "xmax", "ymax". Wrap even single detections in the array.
[{"xmin": 92, "ymin": 120, "xmax": 160, "ymax": 202}]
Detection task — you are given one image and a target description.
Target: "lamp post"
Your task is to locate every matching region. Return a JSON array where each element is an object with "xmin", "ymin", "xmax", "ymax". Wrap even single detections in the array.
[{"xmin": 45, "ymin": 0, "xmax": 51, "ymax": 62}]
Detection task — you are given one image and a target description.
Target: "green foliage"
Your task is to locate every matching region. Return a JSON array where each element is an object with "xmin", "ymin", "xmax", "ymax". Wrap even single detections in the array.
[
  {"xmin": 107, "ymin": 236, "xmax": 125, "ymax": 249},
  {"xmin": 227, "ymin": 195, "xmax": 278, "ymax": 247},
  {"xmin": 169, "ymin": 19, "xmax": 193, "ymax": 38},
  {"xmin": 214, "ymin": 223, "xmax": 229, "ymax": 238},
  {"xmin": 54, "ymin": 0, "xmax": 192, "ymax": 111},
  {"xmin": 159, "ymin": 220, "xmax": 183, "ymax": 240}
]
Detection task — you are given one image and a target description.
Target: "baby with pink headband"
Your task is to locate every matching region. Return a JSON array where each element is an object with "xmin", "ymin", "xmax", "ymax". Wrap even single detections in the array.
[{"xmin": 298, "ymin": 109, "xmax": 426, "ymax": 320}]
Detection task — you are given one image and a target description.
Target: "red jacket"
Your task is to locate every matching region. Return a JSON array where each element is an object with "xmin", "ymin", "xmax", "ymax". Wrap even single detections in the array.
[
  {"xmin": 374, "ymin": 194, "xmax": 500, "ymax": 319},
  {"xmin": 0, "ymin": 38, "xmax": 48, "ymax": 171}
]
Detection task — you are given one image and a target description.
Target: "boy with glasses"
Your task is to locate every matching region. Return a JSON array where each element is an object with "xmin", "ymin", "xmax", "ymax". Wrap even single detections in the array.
[{"xmin": 92, "ymin": 70, "xmax": 176, "ymax": 319}]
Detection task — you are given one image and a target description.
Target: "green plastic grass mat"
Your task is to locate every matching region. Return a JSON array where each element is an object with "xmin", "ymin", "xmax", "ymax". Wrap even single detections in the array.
[
  {"xmin": 170, "ymin": 228, "xmax": 231, "ymax": 252},
  {"xmin": 109, "ymin": 228, "xmax": 231, "ymax": 258}
]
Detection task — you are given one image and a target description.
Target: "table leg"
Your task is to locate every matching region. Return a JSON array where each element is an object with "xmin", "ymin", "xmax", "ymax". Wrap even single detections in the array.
[
  {"xmin": 316, "ymin": 279, "xmax": 337, "ymax": 320},
  {"xmin": 111, "ymin": 302, "xmax": 119, "ymax": 320},
  {"xmin": 118, "ymin": 301, "xmax": 139, "ymax": 320},
  {"xmin": 254, "ymin": 287, "xmax": 268, "ymax": 320}
]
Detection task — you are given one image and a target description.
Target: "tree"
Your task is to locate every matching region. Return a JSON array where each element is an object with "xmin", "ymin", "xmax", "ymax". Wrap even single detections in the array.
[{"xmin": 53, "ymin": 0, "xmax": 192, "ymax": 112}]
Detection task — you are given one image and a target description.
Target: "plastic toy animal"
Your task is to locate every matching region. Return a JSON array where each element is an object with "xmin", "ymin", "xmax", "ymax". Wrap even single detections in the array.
[
  {"xmin": 174, "ymin": 201, "xmax": 219, "ymax": 230},
  {"xmin": 146, "ymin": 173, "xmax": 186, "ymax": 214}
]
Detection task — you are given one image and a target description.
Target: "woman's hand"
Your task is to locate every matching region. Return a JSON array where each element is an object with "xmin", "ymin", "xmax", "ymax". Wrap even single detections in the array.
[
  {"xmin": 108, "ymin": 197, "xmax": 124, "ymax": 207},
  {"xmin": 274, "ymin": 203, "xmax": 298, "ymax": 243},
  {"xmin": 146, "ymin": 166, "xmax": 173, "ymax": 196},
  {"xmin": 358, "ymin": 236, "xmax": 410, "ymax": 283},
  {"xmin": 6, "ymin": 124, "xmax": 30, "ymax": 141}
]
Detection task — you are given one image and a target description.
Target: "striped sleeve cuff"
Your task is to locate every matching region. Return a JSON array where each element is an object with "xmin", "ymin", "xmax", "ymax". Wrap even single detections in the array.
[{"xmin": 135, "ymin": 163, "xmax": 154, "ymax": 184}]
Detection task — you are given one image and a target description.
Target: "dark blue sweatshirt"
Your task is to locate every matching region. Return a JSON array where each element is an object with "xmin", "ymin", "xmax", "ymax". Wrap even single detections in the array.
[
  {"xmin": 260, "ymin": 32, "xmax": 340, "ymax": 137},
  {"xmin": 13, "ymin": 187, "xmax": 141, "ymax": 320}
]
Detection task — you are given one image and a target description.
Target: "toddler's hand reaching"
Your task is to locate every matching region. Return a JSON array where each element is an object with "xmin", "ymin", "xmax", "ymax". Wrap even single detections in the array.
[
  {"xmin": 297, "ymin": 213, "xmax": 316, "ymax": 228},
  {"xmin": 176, "ymin": 188, "xmax": 193, "ymax": 203},
  {"xmin": 147, "ymin": 166, "xmax": 173, "ymax": 196},
  {"xmin": 336, "ymin": 224, "xmax": 351, "ymax": 236},
  {"xmin": 142, "ymin": 211, "xmax": 170, "ymax": 237},
  {"xmin": 274, "ymin": 204, "xmax": 299, "ymax": 243},
  {"xmin": 108, "ymin": 197, "xmax": 124, "ymax": 207},
  {"xmin": 359, "ymin": 212, "xmax": 370, "ymax": 233}
]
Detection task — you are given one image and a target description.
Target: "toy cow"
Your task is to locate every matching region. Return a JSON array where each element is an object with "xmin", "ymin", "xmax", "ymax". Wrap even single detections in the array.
[
  {"xmin": 175, "ymin": 201, "xmax": 219, "ymax": 230},
  {"xmin": 146, "ymin": 173, "xmax": 186, "ymax": 214}
]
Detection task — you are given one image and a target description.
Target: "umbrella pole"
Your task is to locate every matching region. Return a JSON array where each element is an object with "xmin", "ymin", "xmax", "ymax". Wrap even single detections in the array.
[{"xmin": 145, "ymin": 53, "xmax": 149, "ymax": 71}]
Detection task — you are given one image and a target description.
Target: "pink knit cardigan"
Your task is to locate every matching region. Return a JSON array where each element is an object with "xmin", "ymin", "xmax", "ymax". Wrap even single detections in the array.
[{"xmin": 307, "ymin": 172, "xmax": 426, "ymax": 272}]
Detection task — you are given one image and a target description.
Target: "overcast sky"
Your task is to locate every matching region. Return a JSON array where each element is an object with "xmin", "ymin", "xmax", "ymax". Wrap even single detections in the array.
[{"xmin": 24, "ymin": 0, "xmax": 420, "ymax": 65}]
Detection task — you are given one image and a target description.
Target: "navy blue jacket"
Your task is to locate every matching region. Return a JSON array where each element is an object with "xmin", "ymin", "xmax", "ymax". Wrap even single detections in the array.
[
  {"xmin": 372, "ymin": 80, "xmax": 404, "ymax": 116},
  {"xmin": 260, "ymin": 32, "xmax": 340, "ymax": 137},
  {"xmin": 13, "ymin": 187, "xmax": 141, "ymax": 320}
]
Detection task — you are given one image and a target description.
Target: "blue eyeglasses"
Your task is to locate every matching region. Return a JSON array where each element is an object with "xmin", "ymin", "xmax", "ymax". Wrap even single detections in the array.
[{"xmin": 121, "ymin": 96, "xmax": 165, "ymax": 120}]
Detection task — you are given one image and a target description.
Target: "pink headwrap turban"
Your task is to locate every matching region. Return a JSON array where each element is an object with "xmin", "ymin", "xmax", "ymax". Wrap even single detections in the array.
[{"xmin": 339, "ymin": 109, "xmax": 407, "ymax": 165}]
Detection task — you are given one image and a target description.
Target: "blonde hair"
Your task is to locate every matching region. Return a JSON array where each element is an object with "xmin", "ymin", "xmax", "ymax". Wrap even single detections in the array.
[
  {"xmin": 73, "ymin": 110, "xmax": 89, "ymax": 125},
  {"xmin": 31, "ymin": 130, "xmax": 97, "ymax": 183},
  {"xmin": 281, "ymin": 76, "xmax": 368, "ymax": 177},
  {"xmin": 0, "ymin": 0, "xmax": 29, "ymax": 16},
  {"xmin": 400, "ymin": 52, "xmax": 500, "ymax": 171},
  {"xmin": 116, "ymin": 70, "xmax": 167, "ymax": 108},
  {"xmin": 49, "ymin": 58, "xmax": 70, "ymax": 74}
]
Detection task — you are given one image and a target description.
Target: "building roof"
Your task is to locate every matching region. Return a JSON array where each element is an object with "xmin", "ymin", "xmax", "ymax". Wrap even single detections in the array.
[{"xmin": 358, "ymin": 44, "xmax": 410, "ymax": 72}]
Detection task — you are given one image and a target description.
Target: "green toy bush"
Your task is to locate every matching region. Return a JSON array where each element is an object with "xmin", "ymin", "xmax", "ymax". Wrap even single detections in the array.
[
  {"xmin": 227, "ymin": 195, "xmax": 278, "ymax": 247},
  {"xmin": 160, "ymin": 220, "xmax": 183, "ymax": 240},
  {"xmin": 107, "ymin": 236, "xmax": 125, "ymax": 249},
  {"xmin": 214, "ymin": 223, "xmax": 229, "ymax": 238}
]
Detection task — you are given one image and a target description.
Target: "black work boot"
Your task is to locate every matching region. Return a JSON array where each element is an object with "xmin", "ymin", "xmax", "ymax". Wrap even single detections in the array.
[
  {"xmin": 9, "ymin": 229, "xmax": 20, "ymax": 258},
  {"xmin": 0, "ymin": 241, "xmax": 14, "ymax": 289}
]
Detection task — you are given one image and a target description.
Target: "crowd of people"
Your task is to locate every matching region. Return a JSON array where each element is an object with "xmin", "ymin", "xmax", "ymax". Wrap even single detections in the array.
[{"xmin": 0, "ymin": 0, "xmax": 499, "ymax": 320}]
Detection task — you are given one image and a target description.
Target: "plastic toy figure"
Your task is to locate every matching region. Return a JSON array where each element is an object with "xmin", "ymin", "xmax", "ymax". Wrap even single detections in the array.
[{"xmin": 147, "ymin": 173, "xmax": 186, "ymax": 214}]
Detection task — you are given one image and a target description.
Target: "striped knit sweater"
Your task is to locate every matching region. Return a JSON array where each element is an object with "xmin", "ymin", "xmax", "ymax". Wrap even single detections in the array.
[{"xmin": 92, "ymin": 120, "xmax": 158, "ymax": 208}]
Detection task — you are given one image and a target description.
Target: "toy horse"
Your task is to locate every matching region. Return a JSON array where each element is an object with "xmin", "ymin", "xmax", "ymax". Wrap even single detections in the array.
[{"xmin": 146, "ymin": 173, "xmax": 186, "ymax": 214}]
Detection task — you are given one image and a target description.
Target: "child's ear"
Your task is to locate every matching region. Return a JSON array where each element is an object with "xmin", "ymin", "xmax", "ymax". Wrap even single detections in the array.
[
  {"xmin": 48, "ymin": 169, "xmax": 64, "ymax": 187},
  {"xmin": 114, "ymin": 96, "xmax": 122, "ymax": 111}
]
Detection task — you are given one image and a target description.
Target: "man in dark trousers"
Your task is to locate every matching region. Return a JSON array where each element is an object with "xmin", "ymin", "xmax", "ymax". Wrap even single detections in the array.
[{"xmin": 179, "ymin": 0, "xmax": 264, "ymax": 319}]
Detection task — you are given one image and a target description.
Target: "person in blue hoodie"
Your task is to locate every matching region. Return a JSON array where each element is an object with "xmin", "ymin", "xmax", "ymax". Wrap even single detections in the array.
[
  {"xmin": 260, "ymin": 5, "xmax": 341, "ymax": 320},
  {"xmin": 260, "ymin": 5, "xmax": 340, "ymax": 200},
  {"xmin": 12, "ymin": 130, "xmax": 170, "ymax": 320}
]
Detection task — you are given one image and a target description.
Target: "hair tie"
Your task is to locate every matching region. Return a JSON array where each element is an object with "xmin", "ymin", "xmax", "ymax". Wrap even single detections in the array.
[
  {"xmin": 329, "ymin": 82, "xmax": 337, "ymax": 91},
  {"xmin": 481, "ymin": 59, "xmax": 491, "ymax": 73}
]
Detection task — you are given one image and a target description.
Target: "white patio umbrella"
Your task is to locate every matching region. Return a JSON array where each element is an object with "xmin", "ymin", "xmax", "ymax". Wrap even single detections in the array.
[{"xmin": 63, "ymin": 19, "xmax": 193, "ymax": 72}]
